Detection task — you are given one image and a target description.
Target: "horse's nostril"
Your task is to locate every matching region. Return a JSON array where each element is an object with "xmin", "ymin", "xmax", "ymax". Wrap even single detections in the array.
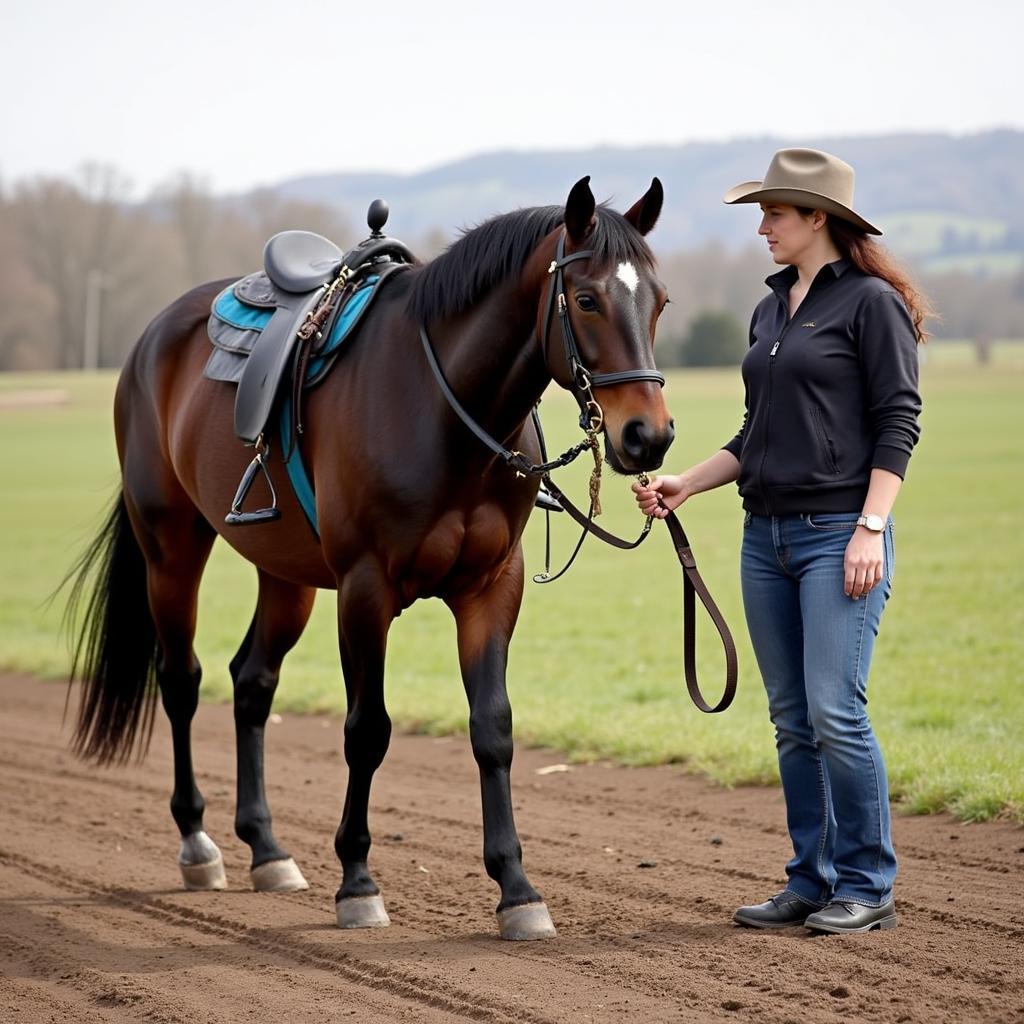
[{"xmin": 622, "ymin": 418, "xmax": 651, "ymax": 458}]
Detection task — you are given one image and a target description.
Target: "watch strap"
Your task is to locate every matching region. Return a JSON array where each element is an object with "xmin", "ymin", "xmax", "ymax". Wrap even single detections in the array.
[{"xmin": 857, "ymin": 514, "xmax": 885, "ymax": 532}]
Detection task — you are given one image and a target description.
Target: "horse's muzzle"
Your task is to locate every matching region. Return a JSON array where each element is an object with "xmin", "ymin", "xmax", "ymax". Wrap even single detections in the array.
[{"xmin": 610, "ymin": 417, "xmax": 675, "ymax": 473}]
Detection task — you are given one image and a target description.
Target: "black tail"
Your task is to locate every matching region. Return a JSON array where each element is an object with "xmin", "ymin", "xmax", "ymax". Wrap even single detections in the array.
[{"xmin": 61, "ymin": 492, "xmax": 159, "ymax": 765}]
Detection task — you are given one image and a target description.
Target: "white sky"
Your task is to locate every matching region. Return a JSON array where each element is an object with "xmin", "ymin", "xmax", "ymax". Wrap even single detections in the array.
[{"xmin": 2, "ymin": 0, "xmax": 1021, "ymax": 196}]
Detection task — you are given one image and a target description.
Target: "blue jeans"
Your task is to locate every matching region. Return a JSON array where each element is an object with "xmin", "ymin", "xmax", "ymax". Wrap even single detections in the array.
[{"xmin": 741, "ymin": 511, "xmax": 897, "ymax": 907}]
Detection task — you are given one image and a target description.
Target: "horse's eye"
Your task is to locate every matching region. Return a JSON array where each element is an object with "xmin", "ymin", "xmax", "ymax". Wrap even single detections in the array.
[{"xmin": 575, "ymin": 295, "xmax": 598, "ymax": 313}]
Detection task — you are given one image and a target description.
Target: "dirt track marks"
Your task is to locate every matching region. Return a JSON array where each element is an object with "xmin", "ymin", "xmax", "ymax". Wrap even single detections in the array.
[{"xmin": 2, "ymin": 674, "xmax": 1022, "ymax": 1023}]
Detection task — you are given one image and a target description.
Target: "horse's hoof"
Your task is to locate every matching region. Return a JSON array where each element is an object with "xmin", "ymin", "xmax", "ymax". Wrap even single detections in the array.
[
  {"xmin": 251, "ymin": 857, "xmax": 310, "ymax": 893},
  {"xmin": 336, "ymin": 894, "xmax": 391, "ymax": 929},
  {"xmin": 177, "ymin": 832, "xmax": 227, "ymax": 891},
  {"xmin": 497, "ymin": 901, "xmax": 557, "ymax": 941}
]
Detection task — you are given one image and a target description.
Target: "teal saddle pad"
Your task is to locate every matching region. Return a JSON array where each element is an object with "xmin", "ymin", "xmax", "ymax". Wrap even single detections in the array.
[
  {"xmin": 206, "ymin": 272, "xmax": 380, "ymax": 387},
  {"xmin": 205, "ymin": 272, "xmax": 383, "ymax": 536}
]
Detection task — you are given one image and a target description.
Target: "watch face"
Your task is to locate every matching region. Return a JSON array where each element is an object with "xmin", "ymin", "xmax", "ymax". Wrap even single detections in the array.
[{"xmin": 862, "ymin": 514, "xmax": 885, "ymax": 531}]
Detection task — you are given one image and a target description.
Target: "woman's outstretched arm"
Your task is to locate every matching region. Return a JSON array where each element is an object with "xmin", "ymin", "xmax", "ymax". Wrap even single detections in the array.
[{"xmin": 632, "ymin": 449, "xmax": 740, "ymax": 519}]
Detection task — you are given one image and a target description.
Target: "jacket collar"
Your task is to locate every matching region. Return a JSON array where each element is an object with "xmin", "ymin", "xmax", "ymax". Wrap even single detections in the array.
[{"xmin": 766, "ymin": 258, "xmax": 850, "ymax": 300}]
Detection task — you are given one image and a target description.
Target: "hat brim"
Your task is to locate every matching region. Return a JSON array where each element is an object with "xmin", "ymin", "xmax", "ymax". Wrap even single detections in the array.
[{"xmin": 723, "ymin": 182, "xmax": 882, "ymax": 236}]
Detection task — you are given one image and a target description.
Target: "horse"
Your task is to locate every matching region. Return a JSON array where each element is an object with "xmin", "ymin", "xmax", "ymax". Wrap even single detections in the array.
[{"xmin": 65, "ymin": 175, "xmax": 675, "ymax": 941}]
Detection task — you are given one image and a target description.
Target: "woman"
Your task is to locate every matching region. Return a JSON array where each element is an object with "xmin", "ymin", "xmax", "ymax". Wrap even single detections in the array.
[{"xmin": 635, "ymin": 148, "xmax": 927, "ymax": 934}]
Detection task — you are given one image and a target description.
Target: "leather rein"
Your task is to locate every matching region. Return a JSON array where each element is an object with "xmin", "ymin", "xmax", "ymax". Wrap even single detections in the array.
[{"xmin": 419, "ymin": 230, "xmax": 737, "ymax": 714}]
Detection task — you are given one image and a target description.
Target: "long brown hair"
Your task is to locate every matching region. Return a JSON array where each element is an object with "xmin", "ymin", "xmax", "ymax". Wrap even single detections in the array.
[{"xmin": 798, "ymin": 208, "xmax": 933, "ymax": 343}]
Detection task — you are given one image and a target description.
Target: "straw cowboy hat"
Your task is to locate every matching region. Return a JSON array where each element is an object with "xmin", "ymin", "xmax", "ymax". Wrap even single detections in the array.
[{"xmin": 723, "ymin": 148, "xmax": 882, "ymax": 235}]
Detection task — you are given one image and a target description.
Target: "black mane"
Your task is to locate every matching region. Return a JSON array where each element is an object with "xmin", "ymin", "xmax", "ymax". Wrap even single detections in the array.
[{"xmin": 407, "ymin": 204, "xmax": 655, "ymax": 324}]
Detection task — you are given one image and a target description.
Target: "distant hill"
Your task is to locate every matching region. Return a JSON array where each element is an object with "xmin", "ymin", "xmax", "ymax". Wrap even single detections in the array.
[{"xmin": 256, "ymin": 131, "xmax": 1024, "ymax": 273}]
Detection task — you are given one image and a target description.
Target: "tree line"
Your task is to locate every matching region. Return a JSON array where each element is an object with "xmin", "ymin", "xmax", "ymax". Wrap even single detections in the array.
[{"xmin": 2, "ymin": 166, "xmax": 1021, "ymax": 372}]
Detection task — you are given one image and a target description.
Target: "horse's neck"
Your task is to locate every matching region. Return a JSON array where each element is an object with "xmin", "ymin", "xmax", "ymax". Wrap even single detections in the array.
[{"xmin": 436, "ymin": 280, "xmax": 550, "ymax": 443}]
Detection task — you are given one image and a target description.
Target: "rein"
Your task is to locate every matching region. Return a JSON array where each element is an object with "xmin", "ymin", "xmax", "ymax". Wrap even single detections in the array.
[
  {"xmin": 418, "ymin": 229, "xmax": 737, "ymax": 714},
  {"xmin": 540, "ymin": 474, "xmax": 737, "ymax": 714}
]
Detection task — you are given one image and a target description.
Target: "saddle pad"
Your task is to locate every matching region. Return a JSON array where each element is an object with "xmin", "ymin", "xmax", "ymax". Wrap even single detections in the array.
[
  {"xmin": 204, "ymin": 272, "xmax": 380, "ymax": 385},
  {"xmin": 203, "ymin": 262, "xmax": 408, "ymax": 537}
]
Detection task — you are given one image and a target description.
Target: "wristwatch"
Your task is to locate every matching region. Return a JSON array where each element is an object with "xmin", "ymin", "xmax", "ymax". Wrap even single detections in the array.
[{"xmin": 857, "ymin": 514, "xmax": 885, "ymax": 532}]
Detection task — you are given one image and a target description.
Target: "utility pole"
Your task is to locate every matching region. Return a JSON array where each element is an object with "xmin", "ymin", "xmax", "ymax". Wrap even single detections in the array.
[{"xmin": 83, "ymin": 268, "xmax": 107, "ymax": 371}]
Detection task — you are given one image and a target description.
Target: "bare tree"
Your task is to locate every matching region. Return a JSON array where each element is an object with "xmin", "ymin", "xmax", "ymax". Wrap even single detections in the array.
[
  {"xmin": 154, "ymin": 172, "xmax": 220, "ymax": 286},
  {"xmin": 0, "ymin": 198, "xmax": 57, "ymax": 370},
  {"xmin": 12, "ymin": 165, "xmax": 141, "ymax": 368}
]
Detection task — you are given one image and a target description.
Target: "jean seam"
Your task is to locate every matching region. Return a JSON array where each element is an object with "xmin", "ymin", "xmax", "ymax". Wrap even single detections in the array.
[
  {"xmin": 885, "ymin": 522, "xmax": 895, "ymax": 588},
  {"xmin": 813, "ymin": 744, "xmax": 831, "ymax": 903},
  {"xmin": 851, "ymin": 590, "xmax": 886, "ymax": 891},
  {"xmin": 783, "ymin": 887, "xmax": 827, "ymax": 909},
  {"xmin": 772, "ymin": 517, "xmax": 797, "ymax": 578}
]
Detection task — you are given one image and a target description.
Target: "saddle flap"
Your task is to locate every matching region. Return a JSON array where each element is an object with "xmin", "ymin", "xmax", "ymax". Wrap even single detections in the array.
[
  {"xmin": 233, "ymin": 289, "xmax": 322, "ymax": 444},
  {"xmin": 263, "ymin": 231, "xmax": 343, "ymax": 293}
]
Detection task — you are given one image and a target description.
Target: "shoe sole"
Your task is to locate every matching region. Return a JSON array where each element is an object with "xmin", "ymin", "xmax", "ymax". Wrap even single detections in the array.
[
  {"xmin": 806, "ymin": 914, "xmax": 897, "ymax": 934},
  {"xmin": 732, "ymin": 912, "xmax": 810, "ymax": 930}
]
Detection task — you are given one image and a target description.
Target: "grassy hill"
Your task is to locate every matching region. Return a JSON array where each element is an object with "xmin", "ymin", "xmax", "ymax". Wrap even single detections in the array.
[{"xmin": 259, "ymin": 131, "xmax": 1024, "ymax": 271}]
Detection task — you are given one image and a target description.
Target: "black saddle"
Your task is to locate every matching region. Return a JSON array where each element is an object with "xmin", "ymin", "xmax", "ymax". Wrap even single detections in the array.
[
  {"xmin": 263, "ymin": 231, "xmax": 343, "ymax": 292},
  {"xmin": 263, "ymin": 200, "xmax": 417, "ymax": 294},
  {"xmin": 213, "ymin": 200, "xmax": 416, "ymax": 525},
  {"xmin": 233, "ymin": 200, "xmax": 416, "ymax": 447}
]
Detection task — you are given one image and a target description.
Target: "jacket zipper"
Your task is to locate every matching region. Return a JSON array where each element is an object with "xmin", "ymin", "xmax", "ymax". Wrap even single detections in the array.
[
  {"xmin": 757, "ymin": 296, "xmax": 819, "ymax": 514},
  {"xmin": 757, "ymin": 340, "xmax": 780, "ymax": 515}
]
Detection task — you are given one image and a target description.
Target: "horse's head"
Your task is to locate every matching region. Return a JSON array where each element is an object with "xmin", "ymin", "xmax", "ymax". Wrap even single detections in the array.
[{"xmin": 539, "ymin": 177, "xmax": 674, "ymax": 474}]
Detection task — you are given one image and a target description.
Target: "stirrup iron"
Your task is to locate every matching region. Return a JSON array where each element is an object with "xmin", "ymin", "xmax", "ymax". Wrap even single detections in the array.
[{"xmin": 225, "ymin": 437, "xmax": 282, "ymax": 526}]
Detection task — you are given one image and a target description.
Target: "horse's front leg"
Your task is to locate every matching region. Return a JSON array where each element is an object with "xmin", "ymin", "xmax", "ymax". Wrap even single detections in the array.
[
  {"xmin": 333, "ymin": 558, "xmax": 395, "ymax": 929},
  {"xmin": 447, "ymin": 546, "xmax": 556, "ymax": 941}
]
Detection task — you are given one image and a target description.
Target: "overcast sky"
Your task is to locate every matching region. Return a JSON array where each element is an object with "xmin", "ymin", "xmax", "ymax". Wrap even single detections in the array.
[{"xmin": 3, "ymin": 0, "xmax": 1021, "ymax": 196}]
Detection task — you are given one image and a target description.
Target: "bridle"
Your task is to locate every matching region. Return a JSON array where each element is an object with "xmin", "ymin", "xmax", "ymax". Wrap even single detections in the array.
[
  {"xmin": 541, "ymin": 230, "xmax": 665, "ymax": 433},
  {"xmin": 418, "ymin": 229, "xmax": 666, "ymax": 478},
  {"xmin": 418, "ymin": 228, "xmax": 737, "ymax": 714}
]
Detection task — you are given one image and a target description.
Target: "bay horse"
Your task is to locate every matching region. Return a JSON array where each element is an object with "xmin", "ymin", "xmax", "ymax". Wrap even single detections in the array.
[{"xmin": 66, "ymin": 176, "xmax": 674, "ymax": 941}]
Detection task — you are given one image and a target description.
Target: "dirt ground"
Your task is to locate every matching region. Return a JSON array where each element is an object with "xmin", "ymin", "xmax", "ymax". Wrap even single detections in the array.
[{"xmin": 1, "ymin": 674, "xmax": 1021, "ymax": 1024}]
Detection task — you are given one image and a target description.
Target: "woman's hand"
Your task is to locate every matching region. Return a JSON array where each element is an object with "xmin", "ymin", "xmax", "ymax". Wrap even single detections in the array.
[
  {"xmin": 631, "ymin": 474, "xmax": 690, "ymax": 519},
  {"xmin": 844, "ymin": 527, "xmax": 884, "ymax": 598}
]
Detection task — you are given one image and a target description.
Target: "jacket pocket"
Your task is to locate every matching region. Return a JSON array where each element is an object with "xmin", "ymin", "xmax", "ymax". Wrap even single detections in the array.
[{"xmin": 810, "ymin": 404, "xmax": 841, "ymax": 475}]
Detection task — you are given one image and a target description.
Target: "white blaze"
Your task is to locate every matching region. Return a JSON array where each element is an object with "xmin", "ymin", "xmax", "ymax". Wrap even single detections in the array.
[{"xmin": 616, "ymin": 261, "xmax": 639, "ymax": 294}]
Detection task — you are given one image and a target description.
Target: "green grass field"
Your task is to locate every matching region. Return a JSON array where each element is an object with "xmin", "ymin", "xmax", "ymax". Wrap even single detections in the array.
[{"xmin": 2, "ymin": 341, "xmax": 1022, "ymax": 822}]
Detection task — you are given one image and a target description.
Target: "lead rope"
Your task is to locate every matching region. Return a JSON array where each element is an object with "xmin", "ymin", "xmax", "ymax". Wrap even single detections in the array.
[
  {"xmin": 587, "ymin": 413, "xmax": 604, "ymax": 517},
  {"xmin": 533, "ymin": 403, "xmax": 612, "ymax": 584}
]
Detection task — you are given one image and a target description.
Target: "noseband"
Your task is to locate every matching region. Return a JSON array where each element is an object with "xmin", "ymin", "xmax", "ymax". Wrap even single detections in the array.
[{"xmin": 542, "ymin": 231, "xmax": 665, "ymax": 430}]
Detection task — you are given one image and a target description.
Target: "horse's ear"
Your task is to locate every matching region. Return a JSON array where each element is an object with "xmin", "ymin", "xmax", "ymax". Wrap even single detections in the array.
[
  {"xmin": 623, "ymin": 177, "xmax": 664, "ymax": 236},
  {"xmin": 564, "ymin": 176, "xmax": 596, "ymax": 243}
]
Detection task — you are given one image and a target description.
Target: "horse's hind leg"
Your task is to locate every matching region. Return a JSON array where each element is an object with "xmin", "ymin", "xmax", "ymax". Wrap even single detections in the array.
[
  {"xmin": 231, "ymin": 570, "xmax": 316, "ymax": 892},
  {"xmin": 447, "ymin": 547, "xmax": 556, "ymax": 941},
  {"xmin": 126, "ymin": 493, "xmax": 222, "ymax": 890},
  {"xmin": 333, "ymin": 559, "xmax": 395, "ymax": 928}
]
